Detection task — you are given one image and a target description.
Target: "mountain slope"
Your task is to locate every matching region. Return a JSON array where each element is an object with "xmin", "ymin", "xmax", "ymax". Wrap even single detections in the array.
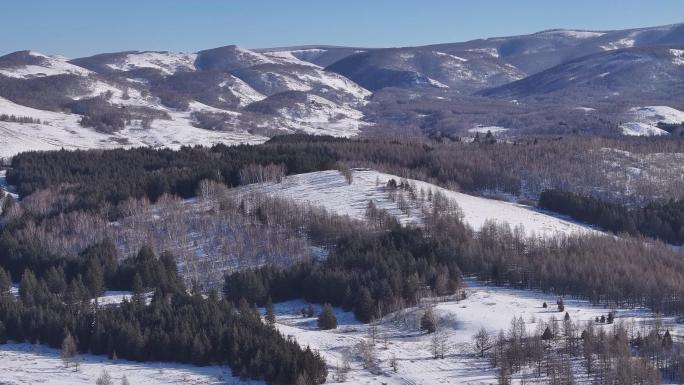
[{"xmin": 479, "ymin": 45, "xmax": 684, "ymax": 104}]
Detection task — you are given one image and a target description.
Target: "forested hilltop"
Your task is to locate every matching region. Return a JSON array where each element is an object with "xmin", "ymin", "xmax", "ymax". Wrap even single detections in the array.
[{"xmin": 3, "ymin": 134, "xmax": 684, "ymax": 384}]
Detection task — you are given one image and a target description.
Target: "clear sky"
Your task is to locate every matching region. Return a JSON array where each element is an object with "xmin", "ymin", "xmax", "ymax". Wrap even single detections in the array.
[{"xmin": 2, "ymin": 0, "xmax": 683, "ymax": 58}]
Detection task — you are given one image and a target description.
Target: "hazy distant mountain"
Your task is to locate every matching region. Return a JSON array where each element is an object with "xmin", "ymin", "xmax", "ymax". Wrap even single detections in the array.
[
  {"xmin": 1, "ymin": 22, "xmax": 684, "ymax": 158},
  {"xmin": 480, "ymin": 45, "xmax": 684, "ymax": 103}
]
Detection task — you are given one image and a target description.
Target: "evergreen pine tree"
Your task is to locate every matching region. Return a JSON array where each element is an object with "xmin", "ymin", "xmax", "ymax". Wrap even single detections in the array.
[
  {"xmin": 265, "ymin": 297, "xmax": 276, "ymax": 326},
  {"xmin": 61, "ymin": 331, "xmax": 79, "ymax": 369},
  {"xmin": 318, "ymin": 303, "xmax": 337, "ymax": 330},
  {"xmin": 420, "ymin": 307, "xmax": 437, "ymax": 334},
  {"xmin": 0, "ymin": 268, "xmax": 10, "ymax": 295},
  {"xmin": 355, "ymin": 288, "xmax": 374, "ymax": 323},
  {"xmin": 84, "ymin": 258, "xmax": 105, "ymax": 298}
]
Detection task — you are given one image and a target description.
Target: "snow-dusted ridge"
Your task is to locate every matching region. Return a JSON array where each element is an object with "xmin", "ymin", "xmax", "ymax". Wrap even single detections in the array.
[
  {"xmin": 0, "ymin": 51, "xmax": 92, "ymax": 79},
  {"xmin": 236, "ymin": 169, "xmax": 595, "ymax": 238},
  {"xmin": 0, "ymin": 96, "xmax": 267, "ymax": 159}
]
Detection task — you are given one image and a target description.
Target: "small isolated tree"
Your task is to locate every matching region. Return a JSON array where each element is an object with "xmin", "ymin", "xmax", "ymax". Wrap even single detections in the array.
[
  {"xmin": 557, "ymin": 298, "xmax": 565, "ymax": 312},
  {"xmin": 564, "ymin": 312, "xmax": 571, "ymax": 321},
  {"xmin": 318, "ymin": 303, "xmax": 337, "ymax": 330},
  {"xmin": 542, "ymin": 302, "xmax": 548, "ymax": 309},
  {"xmin": 96, "ymin": 370, "xmax": 114, "ymax": 385},
  {"xmin": 606, "ymin": 312, "xmax": 614, "ymax": 324},
  {"xmin": 265, "ymin": 297, "xmax": 276, "ymax": 326},
  {"xmin": 61, "ymin": 331, "xmax": 79, "ymax": 369},
  {"xmin": 333, "ymin": 348, "xmax": 352, "ymax": 382},
  {"xmin": 337, "ymin": 164, "xmax": 353, "ymax": 185},
  {"xmin": 542, "ymin": 326, "xmax": 554, "ymax": 341},
  {"xmin": 356, "ymin": 339, "xmax": 379, "ymax": 374},
  {"xmin": 420, "ymin": 307, "xmax": 437, "ymax": 334},
  {"xmin": 390, "ymin": 353, "xmax": 398, "ymax": 372},
  {"xmin": 474, "ymin": 327, "xmax": 491, "ymax": 357},
  {"xmin": 431, "ymin": 330, "xmax": 449, "ymax": 359}
]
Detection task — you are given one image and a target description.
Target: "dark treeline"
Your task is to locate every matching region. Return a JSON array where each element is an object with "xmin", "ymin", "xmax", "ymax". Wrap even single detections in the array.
[
  {"xmin": 224, "ymin": 224, "xmax": 463, "ymax": 323},
  {"xmin": 226, "ymin": 202, "xmax": 684, "ymax": 322},
  {"xmin": 9, "ymin": 135, "xmax": 684, "ymax": 213},
  {"xmin": 7, "ymin": 138, "xmax": 339, "ymax": 210},
  {"xmin": 0, "ymin": 247, "xmax": 327, "ymax": 385},
  {"xmin": 539, "ymin": 189, "xmax": 684, "ymax": 244},
  {"xmin": 0, "ymin": 114, "xmax": 41, "ymax": 124},
  {"xmin": 0, "ymin": 234, "xmax": 183, "ymax": 295}
]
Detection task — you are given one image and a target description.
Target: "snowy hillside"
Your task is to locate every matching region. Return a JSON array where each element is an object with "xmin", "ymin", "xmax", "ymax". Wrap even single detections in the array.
[
  {"xmin": 0, "ymin": 51, "xmax": 92, "ymax": 79},
  {"xmin": 620, "ymin": 105, "xmax": 684, "ymax": 136},
  {"xmin": 236, "ymin": 169, "xmax": 595, "ymax": 238},
  {"xmin": 0, "ymin": 97, "xmax": 267, "ymax": 159},
  {"xmin": 269, "ymin": 278, "xmax": 674, "ymax": 385}
]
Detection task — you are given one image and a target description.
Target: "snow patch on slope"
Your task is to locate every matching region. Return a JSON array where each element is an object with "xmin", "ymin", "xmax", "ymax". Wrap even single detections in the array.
[
  {"xmin": 620, "ymin": 105, "xmax": 684, "ymax": 136},
  {"xmin": 0, "ymin": 96, "xmax": 266, "ymax": 159},
  {"xmin": 105, "ymin": 51, "xmax": 197, "ymax": 75},
  {"xmin": 435, "ymin": 51, "xmax": 468, "ymax": 62},
  {"xmin": 468, "ymin": 125, "xmax": 509, "ymax": 134},
  {"xmin": 600, "ymin": 38, "xmax": 635, "ymax": 51},
  {"xmin": 0, "ymin": 51, "xmax": 92, "ymax": 79},
  {"xmin": 620, "ymin": 122, "xmax": 668, "ymax": 136},
  {"xmin": 671, "ymin": 49, "xmax": 684, "ymax": 66}
]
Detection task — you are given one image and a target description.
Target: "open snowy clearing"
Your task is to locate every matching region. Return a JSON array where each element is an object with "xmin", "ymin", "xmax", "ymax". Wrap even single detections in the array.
[
  {"xmin": 235, "ymin": 169, "xmax": 595, "ymax": 238},
  {"xmin": 272, "ymin": 278, "xmax": 679, "ymax": 385},
  {"xmin": 468, "ymin": 125, "xmax": 509, "ymax": 134},
  {"xmin": 620, "ymin": 105, "xmax": 684, "ymax": 136},
  {"xmin": 0, "ymin": 343, "xmax": 262, "ymax": 385}
]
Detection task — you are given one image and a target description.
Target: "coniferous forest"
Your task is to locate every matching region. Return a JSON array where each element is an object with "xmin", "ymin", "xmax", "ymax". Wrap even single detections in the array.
[{"xmin": 4, "ymin": 135, "xmax": 684, "ymax": 384}]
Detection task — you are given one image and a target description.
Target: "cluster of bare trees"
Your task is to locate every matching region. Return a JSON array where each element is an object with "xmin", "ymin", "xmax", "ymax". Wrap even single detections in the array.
[
  {"xmin": 238, "ymin": 163, "xmax": 286, "ymax": 184},
  {"xmin": 473, "ymin": 315, "xmax": 663, "ymax": 385}
]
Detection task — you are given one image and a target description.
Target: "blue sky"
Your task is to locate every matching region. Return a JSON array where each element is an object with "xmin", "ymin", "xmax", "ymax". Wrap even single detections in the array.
[{"xmin": 2, "ymin": 0, "xmax": 683, "ymax": 57}]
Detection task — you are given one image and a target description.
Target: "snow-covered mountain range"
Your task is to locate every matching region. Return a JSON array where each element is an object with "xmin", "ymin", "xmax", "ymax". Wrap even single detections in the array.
[{"xmin": 1, "ymin": 22, "xmax": 684, "ymax": 158}]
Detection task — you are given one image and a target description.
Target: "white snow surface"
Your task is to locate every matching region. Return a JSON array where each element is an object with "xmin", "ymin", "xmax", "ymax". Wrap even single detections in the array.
[
  {"xmin": 237, "ymin": 169, "xmax": 595, "ymax": 238},
  {"xmin": 271, "ymin": 278, "xmax": 674, "ymax": 385},
  {"xmin": 600, "ymin": 38, "xmax": 635, "ymax": 51},
  {"xmin": 537, "ymin": 30, "xmax": 606, "ymax": 39},
  {"xmin": 0, "ymin": 343, "xmax": 261, "ymax": 385},
  {"xmin": 620, "ymin": 105, "xmax": 684, "ymax": 136},
  {"xmin": 104, "ymin": 51, "xmax": 197, "ymax": 75},
  {"xmin": 0, "ymin": 51, "xmax": 92, "ymax": 79},
  {"xmin": 620, "ymin": 122, "xmax": 668, "ymax": 136},
  {"xmin": 468, "ymin": 125, "xmax": 509, "ymax": 134},
  {"xmin": 0, "ymin": 96, "xmax": 267, "ymax": 159},
  {"xmin": 435, "ymin": 51, "xmax": 468, "ymax": 62},
  {"xmin": 671, "ymin": 49, "xmax": 684, "ymax": 65}
]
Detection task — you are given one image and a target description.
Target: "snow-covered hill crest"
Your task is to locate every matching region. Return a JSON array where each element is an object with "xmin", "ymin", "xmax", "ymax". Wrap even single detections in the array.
[{"xmin": 235, "ymin": 169, "xmax": 596, "ymax": 238}]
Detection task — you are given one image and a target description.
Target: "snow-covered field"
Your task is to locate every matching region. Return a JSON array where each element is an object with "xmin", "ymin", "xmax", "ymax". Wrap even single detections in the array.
[
  {"xmin": 468, "ymin": 125, "xmax": 509, "ymax": 134},
  {"xmin": 0, "ymin": 343, "xmax": 262, "ymax": 385},
  {"xmin": 0, "ymin": 96, "xmax": 268, "ymax": 159},
  {"xmin": 236, "ymin": 169, "xmax": 594, "ymax": 238},
  {"xmin": 620, "ymin": 105, "xmax": 684, "ymax": 136},
  {"xmin": 271, "ymin": 278, "xmax": 677, "ymax": 385}
]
